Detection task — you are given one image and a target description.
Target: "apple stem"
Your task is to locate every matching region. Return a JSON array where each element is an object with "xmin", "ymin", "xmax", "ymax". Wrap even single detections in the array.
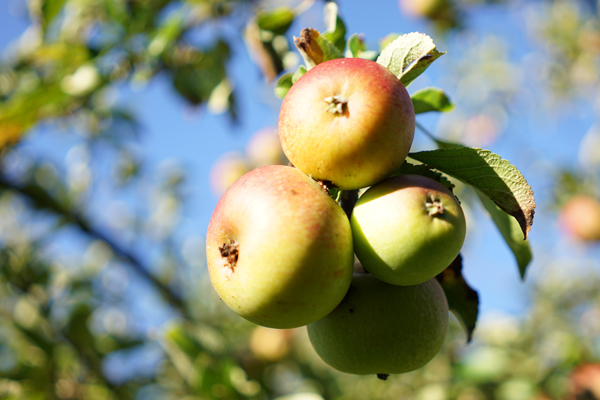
[
  {"xmin": 339, "ymin": 190, "xmax": 359, "ymax": 220},
  {"xmin": 323, "ymin": 95, "xmax": 348, "ymax": 115}
]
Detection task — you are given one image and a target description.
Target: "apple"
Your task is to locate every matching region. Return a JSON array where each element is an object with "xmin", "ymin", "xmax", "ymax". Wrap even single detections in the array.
[
  {"xmin": 246, "ymin": 127, "xmax": 287, "ymax": 168},
  {"xmin": 559, "ymin": 195, "xmax": 600, "ymax": 241},
  {"xmin": 398, "ymin": 0, "xmax": 448, "ymax": 19},
  {"xmin": 209, "ymin": 152, "xmax": 251, "ymax": 196},
  {"xmin": 278, "ymin": 58, "xmax": 415, "ymax": 190},
  {"xmin": 206, "ymin": 165, "xmax": 354, "ymax": 329},
  {"xmin": 249, "ymin": 326, "xmax": 295, "ymax": 362},
  {"xmin": 351, "ymin": 174, "xmax": 466, "ymax": 286},
  {"xmin": 307, "ymin": 273, "xmax": 449, "ymax": 376}
]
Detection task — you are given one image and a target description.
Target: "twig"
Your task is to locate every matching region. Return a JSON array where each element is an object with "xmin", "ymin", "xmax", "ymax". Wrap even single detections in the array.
[{"xmin": 0, "ymin": 175, "xmax": 191, "ymax": 320}]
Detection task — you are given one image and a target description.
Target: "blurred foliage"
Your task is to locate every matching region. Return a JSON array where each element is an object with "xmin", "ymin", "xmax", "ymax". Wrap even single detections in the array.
[{"xmin": 0, "ymin": 0, "xmax": 599, "ymax": 399}]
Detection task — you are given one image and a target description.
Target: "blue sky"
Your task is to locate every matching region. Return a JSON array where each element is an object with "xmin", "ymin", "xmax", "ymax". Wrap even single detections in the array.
[{"xmin": 2, "ymin": 0, "xmax": 598, "ymax": 327}]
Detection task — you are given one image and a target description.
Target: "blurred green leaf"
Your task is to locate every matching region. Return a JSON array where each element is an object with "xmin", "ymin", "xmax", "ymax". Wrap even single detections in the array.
[
  {"xmin": 411, "ymin": 87, "xmax": 454, "ymax": 113},
  {"xmin": 475, "ymin": 189, "xmax": 533, "ymax": 279},
  {"xmin": 168, "ymin": 40, "xmax": 231, "ymax": 107},
  {"xmin": 436, "ymin": 254, "xmax": 478, "ymax": 342},
  {"xmin": 275, "ymin": 72, "xmax": 293, "ymax": 98},
  {"xmin": 256, "ymin": 7, "xmax": 295, "ymax": 35},
  {"xmin": 292, "ymin": 65, "xmax": 307, "ymax": 83},
  {"xmin": 41, "ymin": 0, "xmax": 67, "ymax": 31},
  {"xmin": 322, "ymin": 2, "xmax": 346, "ymax": 53},
  {"xmin": 346, "ymin": 34, "xmax": 377, "ymax": 60}
]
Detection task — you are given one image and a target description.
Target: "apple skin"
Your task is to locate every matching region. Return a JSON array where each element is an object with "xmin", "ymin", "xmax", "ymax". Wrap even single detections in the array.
[
  {"xmin": 307, "ymin": 274, "xmax": 449, "ymax": 376},
  {"xmin": 278, "ymin": 58, "xmax": 415, "ymax": 190},
  {"xmin": 351, "ymin": 174, "xmax": 466, "ymax": 286},
  {"xmin": 559, "ymin": 195, "xmax": 600, "ymax": 241},
  {"xmin": 206, "ymin": 165, "xmax": 354, "ymax": 329}
]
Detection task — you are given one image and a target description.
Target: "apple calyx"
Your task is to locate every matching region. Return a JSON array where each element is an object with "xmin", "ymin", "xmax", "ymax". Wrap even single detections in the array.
[
  {"xmin": 425, "ymin": 194, "xmax": 445, "ymax": 216},
  {"xmin": 323, "ymin": 95, "xmax": 348, "ymax": 115},
  {"xmin": 219, "ymin": 239, "xmax": 239, "ymax": 271}
]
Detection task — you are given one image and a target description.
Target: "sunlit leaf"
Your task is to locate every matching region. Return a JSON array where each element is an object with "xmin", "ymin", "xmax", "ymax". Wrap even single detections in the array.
[
  {"xmin": 293, "ymin": 28, "xmax": 343, "ymax": 69},
  {"xmin": 411, "ymin": 87, "xmax": 454, "ymax": 113},
  {"xmin": 377, "ymin": 32, "xmax": 445, "ymax": 87}
]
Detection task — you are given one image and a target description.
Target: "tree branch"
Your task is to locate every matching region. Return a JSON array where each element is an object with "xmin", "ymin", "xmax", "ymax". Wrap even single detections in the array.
[{"xmin": 0, "ymin": 174, "xmax": 191, "ymax": 320}]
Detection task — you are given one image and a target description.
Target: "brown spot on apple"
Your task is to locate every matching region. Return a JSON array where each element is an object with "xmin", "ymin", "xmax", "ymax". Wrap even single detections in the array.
[{"xmin": 219, "ymin": 239, "xmax": 239, "ymax": 272}]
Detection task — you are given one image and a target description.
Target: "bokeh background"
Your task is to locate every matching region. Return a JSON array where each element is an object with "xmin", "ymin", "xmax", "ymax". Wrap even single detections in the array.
[{"xmin": 0, "ymin": 0, "xmax": 600, "ymax": 399}]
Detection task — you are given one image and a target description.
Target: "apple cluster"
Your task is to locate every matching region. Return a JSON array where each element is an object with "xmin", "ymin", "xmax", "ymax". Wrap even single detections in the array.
[{"xmin": 206, "ymin": 58, "xmax": 467, "ymax": 377}]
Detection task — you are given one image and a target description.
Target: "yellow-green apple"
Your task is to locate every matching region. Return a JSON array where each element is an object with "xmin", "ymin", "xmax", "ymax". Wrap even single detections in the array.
[
  {"xmin": 249, "ymin": 326, "xmax": 295, "ymax": 361},
  {"xmin": 246, "ymin": 127, "xmax": 287, "ymax": 167},
  {"xmin": 278, "ymin": 58, "xmax": 415, "ymax": 190},
  {"xmin": 559, "ymin": 195, "xmax": 600, "ymax": 241},
  {"xmin": 351, "ymin": 174, "xmax": 466, "ymax": 286},
  {"xmin": 399, "ymin": 0, "xmax": 448, "ymax": 18},
  {"xmin": 206, "ymin": 165, "xmax": 354, "ymax": 329},
  {"xmin": 307, "ymin": 273, "xmax": 449, "ymax": 377},
  {"xmin": 209, "ymin": 152, "xmax": 250, "ymax": 196}
]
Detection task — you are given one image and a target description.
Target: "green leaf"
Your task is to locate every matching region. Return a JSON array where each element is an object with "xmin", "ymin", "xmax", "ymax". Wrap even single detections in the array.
[
  {"xmin": 275, "ymin": 72, "xmax": 293, "ymax": 98},
  {"xmin": 394, "ymin": 160, "xmax": 455, "ymax": 192},
  {"xmin": 168, "ymin": 41, "xmax": 230, "ymax": 106},
  {"xmin": 345, "ymin": 34, "xmax": 377, "ymax": 60},
  {"xmin": 257, "ymin": 7, "xmax": 295, "ymax": 36},
  {"xmin": 411, "ymin": 87, "xmax": 454, "ymax": 114},
  {"xmin": 377, "ymin": 32, "xmax": 445, "ymax": 87},
  {"xmin": 322, "ymin": 2, "xmax": 346, "ymax": 53},
  {"xmin": 293, "ymin": 28, "xmax": 344, "ymax": 69},
  {"xmin": 148, "ymin": 13, "xmax": 185, "ymax": 57},
  {"xmin": 273, "ymin": 65, "xmax": 306, "ymax": 98},
  {"xmin": 292, "ymin": 65, "xmax": 307, "ymax": 83},
  {"xmin": 475, "ymin": 189, "xmax": 533, "ymax": 279},
  {"xmin": 41, "ymin": 0, "xmax": 67, "ymax": 31},
  {"xmin": 415, "ymin": 122, "xmax": 464, "ymax": 149},
  {"xmin": 409, "ymin": 147, "xmax": 536, "ymax": 239},
  {"xmin": 436, "ymin": 254, "xmax": 479, "ymax": 343}
]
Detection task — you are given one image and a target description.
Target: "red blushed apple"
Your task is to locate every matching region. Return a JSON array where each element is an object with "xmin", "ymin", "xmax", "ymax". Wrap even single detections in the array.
[
  {"xmin": 278, "ymin": 58, "xmax": 415, "ymax": 190},
  {"xmin": 560, "ymin": 195, "xmax": 600, "ymax": 242},
  {"xmin": 206, "ymin": 165, "xmax": 354, "ymax": 329}
]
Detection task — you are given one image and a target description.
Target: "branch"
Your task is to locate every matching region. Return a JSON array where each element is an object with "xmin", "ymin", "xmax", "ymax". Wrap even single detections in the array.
[{"xmin": 0, "ymin": 174, "xmax": 191, "ymax": 320}]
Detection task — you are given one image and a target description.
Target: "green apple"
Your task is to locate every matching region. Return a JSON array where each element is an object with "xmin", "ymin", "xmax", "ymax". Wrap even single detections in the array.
[
  {"xmin": 351, "ymin": 174, "xmax": 466, "ymax": 286},
  {"xmin": 206, "ymin": 165, "xmax": 354, "ymax": 329},
  {"xmin": 278, "ymin": 58, "xmax": 415, "ymax": 190},
  {"xmin": 559, "ymin": 195, "xmax": 600, "ymax": 241},
  {"xmin": 307, "ymin": 274, "xmax": 449, "ymax": 376}
]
